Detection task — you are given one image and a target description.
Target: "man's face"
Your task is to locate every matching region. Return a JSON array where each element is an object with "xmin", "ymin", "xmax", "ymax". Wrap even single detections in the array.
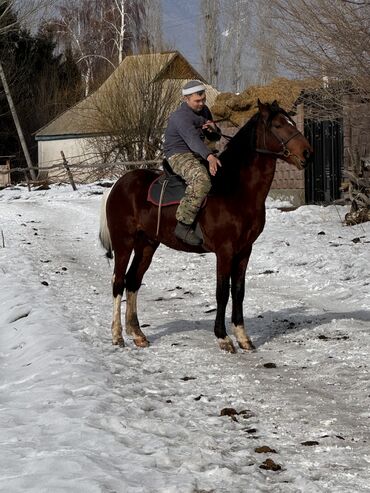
[{"xmin": 185, "ymin": 91, "xmax": 206, "ymax": 112}]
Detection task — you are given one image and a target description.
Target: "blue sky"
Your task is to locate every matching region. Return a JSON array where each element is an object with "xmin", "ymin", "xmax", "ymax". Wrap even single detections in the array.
[{"xmin": 162, "ymin": 0, "xmax": 202, "ymax": 73}]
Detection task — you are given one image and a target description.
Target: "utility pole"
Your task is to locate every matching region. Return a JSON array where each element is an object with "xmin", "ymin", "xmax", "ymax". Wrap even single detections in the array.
[{"xmin": 0, "ymin": 60, "xmax": 36, "ymax": 180}]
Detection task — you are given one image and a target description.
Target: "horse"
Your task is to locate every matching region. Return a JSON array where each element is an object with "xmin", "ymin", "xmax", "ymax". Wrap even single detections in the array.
[{"xmin": 99, "ymin": 100, "xmax": 312, "ymax": 353}]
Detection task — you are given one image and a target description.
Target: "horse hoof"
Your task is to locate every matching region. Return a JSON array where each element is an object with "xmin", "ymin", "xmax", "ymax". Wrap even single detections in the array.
[
  {"xmin": 238, "ymin": 339, "xmax": 255, "ymax": 351},
  {"xmin": 218, "ymin": 337, "xmax": 236, "ymax": 353},
  {"xmin": 112, "ymin": 337, "xmax": 125, "ymax": 347},
  {"xmin": 134, "ymin": 337, "xmax": 150, "ymax": 348}
]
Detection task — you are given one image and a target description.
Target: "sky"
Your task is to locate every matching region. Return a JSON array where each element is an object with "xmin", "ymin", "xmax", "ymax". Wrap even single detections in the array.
[{"xmin": 162, "ymin": 0, "xmax": 201, "ymax": 72}]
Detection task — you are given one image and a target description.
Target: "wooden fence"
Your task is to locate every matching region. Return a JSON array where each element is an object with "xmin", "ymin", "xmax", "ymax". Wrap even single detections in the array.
[{"xmin": 0, "ymin": 152, "xmax": 163, "ymax": 190}]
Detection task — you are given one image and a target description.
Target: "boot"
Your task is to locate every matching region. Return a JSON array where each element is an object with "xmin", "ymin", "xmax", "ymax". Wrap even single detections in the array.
[{"xmin": 174, "ymin": 221, "xmax": 203, "ymax": 246}]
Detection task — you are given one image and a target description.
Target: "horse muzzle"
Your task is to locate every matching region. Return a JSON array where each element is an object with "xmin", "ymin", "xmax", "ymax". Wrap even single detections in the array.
[{"xmin": 296, "ymin": 148, "xmax": 313, "ymax": 170}]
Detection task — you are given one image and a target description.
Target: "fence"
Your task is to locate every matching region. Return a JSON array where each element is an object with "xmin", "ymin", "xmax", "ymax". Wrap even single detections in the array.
[
  {"xmin": 0, "ymin": 155, "xmax": 14, "ymax": 187},
  {"xmin": 0, "ymin": 151, "xmax": 163, "ymax": 189}
]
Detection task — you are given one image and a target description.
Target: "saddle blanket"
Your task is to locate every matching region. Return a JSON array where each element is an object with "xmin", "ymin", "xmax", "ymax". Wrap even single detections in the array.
[{"xmin": 147, "ymin": 173, "xmax": 186, "ymax": 206}]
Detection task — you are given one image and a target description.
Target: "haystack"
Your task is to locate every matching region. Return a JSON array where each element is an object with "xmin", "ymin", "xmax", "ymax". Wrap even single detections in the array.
[{"xmin": 211, "ymin": 77, "xmax": 320, "ymax": 127}]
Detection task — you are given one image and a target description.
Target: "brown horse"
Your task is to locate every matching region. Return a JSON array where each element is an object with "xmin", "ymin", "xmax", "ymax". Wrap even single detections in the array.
[{"xmin": 99, "ymin": 100, "xmax": 312, "ymax": 353}]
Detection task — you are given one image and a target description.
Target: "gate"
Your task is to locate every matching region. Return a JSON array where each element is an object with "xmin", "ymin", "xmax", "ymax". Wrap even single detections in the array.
[{"xmin": 304, "ymin": 120, "xmax": 343, "ymax": 203}]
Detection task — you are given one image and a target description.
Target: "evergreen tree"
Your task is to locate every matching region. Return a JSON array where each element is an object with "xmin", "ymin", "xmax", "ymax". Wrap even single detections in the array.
[{"xmin": 0, "ymin": 3, "xmax": 82, "ymax": 170}]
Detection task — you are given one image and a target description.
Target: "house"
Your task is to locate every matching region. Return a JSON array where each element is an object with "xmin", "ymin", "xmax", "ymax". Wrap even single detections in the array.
[{"xmin": 35, "ymin": 51, "xmax": 219, "ymax": 181}]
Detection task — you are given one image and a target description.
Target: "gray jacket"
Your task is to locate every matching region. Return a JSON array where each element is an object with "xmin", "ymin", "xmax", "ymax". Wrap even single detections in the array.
[{"xmin": 164, "ymin": 102, "xmax": 220, "ymax": 160}]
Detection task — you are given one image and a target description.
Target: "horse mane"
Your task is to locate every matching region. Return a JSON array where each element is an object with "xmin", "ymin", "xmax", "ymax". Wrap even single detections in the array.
[
  {"xmin": 212, "ymin": 103, "xmax": 292, "ymax": 194},
  {"xmin": 220, "ymin": 113, "xmax": 259, "ymax": 162},
  {"xmin": 211, "ymin": 112, "xmax": 259, "ymax": 194}
]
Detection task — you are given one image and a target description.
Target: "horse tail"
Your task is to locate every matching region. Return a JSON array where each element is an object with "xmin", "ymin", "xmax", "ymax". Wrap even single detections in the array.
[{"xmin": 99, "ymin": 188, "xmax": 113, "ymax": 259}]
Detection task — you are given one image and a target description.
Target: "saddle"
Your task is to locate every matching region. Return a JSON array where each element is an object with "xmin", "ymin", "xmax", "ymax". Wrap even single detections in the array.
[
  {"xmin": 147, "ymin": 159, "xmax": 206, "ymax": 241},
  {"xmin": 147, "ymin": 160, "xmax": 186, "ymax": 206}
]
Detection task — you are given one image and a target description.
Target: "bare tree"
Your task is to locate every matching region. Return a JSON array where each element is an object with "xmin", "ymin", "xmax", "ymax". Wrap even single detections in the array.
[
  {"xmin": 254, "ymin": 1, "xmax": 278, "ymax": 85},
  {"xmin": 45, "ymin": 0, "xmax": 151, "ymax": 96},
  {"xmin": 199, "ymin": 0, "xmax": 221, "ymax": 87},
  {"xmin": 141, "ymin": 0, "xmax": 163, "ymax": 51},
  {"xmin": 0, "ymin": 0, "xmax": 52, "ymax": 35},
  {"xmin": 109, "ymin": 0, "xmax": 128, "ymax": 65},
  {"xmin": 269, "ymin": 0, "xmax": 370, "ymax": 98},
  {"xmin": 88, "ymin": 55, "xmax": 181, "ymax": 164},
  {"xmin": 219, "ymin": 0, "xmax": 253, "ymax": 92}
]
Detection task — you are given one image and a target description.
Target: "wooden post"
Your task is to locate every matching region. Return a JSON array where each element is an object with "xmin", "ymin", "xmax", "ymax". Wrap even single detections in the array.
[
  {"xmin": 5, "ymin": 159, "xmax": 10, "ymax": 185},
  {"xmin": 0, "ymin": 61, "xmax": 36, "ymax": 180},
  {"xmin": 61, "ymin": 151, "xmax": 77, "ymax": 191},
  {"xmin": 23, "ymin": 169, "xmax": 31, "ymax": 191}
]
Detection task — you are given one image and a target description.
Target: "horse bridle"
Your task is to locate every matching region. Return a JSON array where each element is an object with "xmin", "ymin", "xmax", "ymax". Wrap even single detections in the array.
[
  {"xmin": 215, "ymin": 115, "xmax": 305, "ymax": 167},
  {"xmin": 255, "ymin": 120, "xmax": 302, "ymax": 161}
]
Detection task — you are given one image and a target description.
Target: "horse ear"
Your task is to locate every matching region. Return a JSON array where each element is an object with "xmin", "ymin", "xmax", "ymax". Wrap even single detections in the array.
[
  {"xmin": 257, "ymin": 99, "xmax": 270, "ymax": 122},
  {"xmin": 271, "ymin": 100, "xmax": 279, "ymax": 111}
]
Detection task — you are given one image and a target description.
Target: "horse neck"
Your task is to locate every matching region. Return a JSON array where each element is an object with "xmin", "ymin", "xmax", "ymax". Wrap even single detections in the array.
[{"xmin": 237, "ymin": 154, "xmax": 277, "ymax": 207}]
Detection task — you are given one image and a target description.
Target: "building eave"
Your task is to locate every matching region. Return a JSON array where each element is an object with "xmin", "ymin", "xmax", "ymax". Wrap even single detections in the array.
[{"xmin": 36, "ymin": 132, "xmax": 107, "ymax": 142}]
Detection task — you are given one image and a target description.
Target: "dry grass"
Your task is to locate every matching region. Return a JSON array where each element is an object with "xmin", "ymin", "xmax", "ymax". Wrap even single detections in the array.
[{"xmin": 211, "ymin": 77, "xmax": 321, "ymax": 126}]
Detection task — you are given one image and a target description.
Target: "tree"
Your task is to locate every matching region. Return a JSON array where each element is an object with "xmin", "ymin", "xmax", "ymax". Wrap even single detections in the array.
[
  {"xmin": 269, "ymin": 0, "xmax": 370, "ymax": 99},
  {"xmin": 0, "ymin": 0, "xmax": 51, "ymax": 35},
  {"xmin": 219, "ymin": 0, "xmax": 252, "ymax": 92},
  {"xmin": 254, "ymin": 1, "xmax": 278, "ymax": 85},
  {"xmin": 0, "ymin": 3, "xmax": 82, "ymax": 171},
  {"xmin": 199, "ymin": 0, "xmax": 221, "ymax": 87},
  {"xmin": 88, "ymin": 55, "xmax": 181, "ymax": 166},
  {"xmin": 45, "ymin": 0, "xmax": 158, "ymax": 96}
]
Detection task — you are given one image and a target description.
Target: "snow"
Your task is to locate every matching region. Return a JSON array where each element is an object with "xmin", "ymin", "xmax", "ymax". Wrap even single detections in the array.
[{"xmin": 0, "ymin": 183, "xmax": 369, "ymax": 493}]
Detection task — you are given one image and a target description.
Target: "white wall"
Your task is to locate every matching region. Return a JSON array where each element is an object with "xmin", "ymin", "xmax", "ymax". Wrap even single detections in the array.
[
  {"xmin": 37, "ymin": 136, "xmax": 105, "ymax": 182},
  {"xmin": 38, "ymin": 137, "xmax": 99, "ymax": 168}
]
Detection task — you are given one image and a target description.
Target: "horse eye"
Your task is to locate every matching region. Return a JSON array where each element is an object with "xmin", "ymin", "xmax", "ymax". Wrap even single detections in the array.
[{"xmin": 274, "ymin": 124, "xmax": 282, "ymax": 129}]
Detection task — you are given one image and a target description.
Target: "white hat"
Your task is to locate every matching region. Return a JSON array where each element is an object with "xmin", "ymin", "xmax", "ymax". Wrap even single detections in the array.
[{"xmin": 182, "ymin": 80, "xmax": 206, "ymax": 96}]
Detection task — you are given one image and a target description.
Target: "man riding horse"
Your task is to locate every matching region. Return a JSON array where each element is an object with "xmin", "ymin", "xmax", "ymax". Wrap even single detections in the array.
[{"xmin": 164, "ymin": 80, "xmax": 222, "ymax": 246}]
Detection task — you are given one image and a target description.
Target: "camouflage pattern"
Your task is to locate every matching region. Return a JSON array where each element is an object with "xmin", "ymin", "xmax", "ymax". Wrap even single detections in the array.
[{"xmin": 168, "ymin": 152, "xmax": 211, "ymax": 225}]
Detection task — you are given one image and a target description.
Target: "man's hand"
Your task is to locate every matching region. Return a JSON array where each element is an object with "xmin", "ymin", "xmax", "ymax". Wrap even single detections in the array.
[
  {"xmin": 202, "ymin": 120, "xmax": 218, "ymax": 132},
  {"xmin": 207, "ymin": 154, "xmax": 222, "ymax": 176}
]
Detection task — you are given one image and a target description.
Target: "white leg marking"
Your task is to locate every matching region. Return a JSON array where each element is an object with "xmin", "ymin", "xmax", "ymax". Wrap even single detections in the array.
[
  {"xmin": 218, "ymin": 336, "xmax": 236, "ymax": 353},
  {"xmin": 232, "ymin": 324, "xmax": 255, "ymax": 350},
  {"xmin": 111, "ymin": 294, "xmax": 124, "ymax": 346}
]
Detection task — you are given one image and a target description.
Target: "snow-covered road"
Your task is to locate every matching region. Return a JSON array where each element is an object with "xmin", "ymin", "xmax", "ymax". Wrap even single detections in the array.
[{"xmin": 1, "ymin": 184, "xmax": 369, "ymax": 493}]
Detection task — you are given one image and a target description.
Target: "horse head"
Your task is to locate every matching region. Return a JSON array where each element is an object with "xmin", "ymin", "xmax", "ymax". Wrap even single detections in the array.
[{"xmin": 256, "ymin": 99, "xmax": 312, "ymax": 170}]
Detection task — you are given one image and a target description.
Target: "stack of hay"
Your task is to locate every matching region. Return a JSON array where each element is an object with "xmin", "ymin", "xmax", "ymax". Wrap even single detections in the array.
[{"xmin": 211, "ymin": 77, "xmax": 319, "ymax": 127}]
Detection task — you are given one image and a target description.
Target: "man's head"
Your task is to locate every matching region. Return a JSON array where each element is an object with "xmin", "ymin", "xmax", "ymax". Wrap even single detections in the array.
[{"xmin": 182, "ymin": 80, "xmax": 206, "ymax": 112}]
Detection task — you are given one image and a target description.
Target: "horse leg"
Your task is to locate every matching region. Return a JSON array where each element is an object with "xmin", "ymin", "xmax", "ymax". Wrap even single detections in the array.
[
  {"xmin": 231, "ymin": 251, "xmax": 255, "ymax": 350},
  {"xmin": 215, "ymin": 253, "xmax": 235, "ymax": 353},
  {"xmin": 111, "ymin": 243, "xmax": 133, "ymax": 347},
  {"xmin": 125, "ymin": 238, "xmax": 159, "ymax": 347}
]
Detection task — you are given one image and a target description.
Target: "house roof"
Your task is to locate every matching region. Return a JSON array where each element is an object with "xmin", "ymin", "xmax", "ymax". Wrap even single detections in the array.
[{"xmin": 36, "ymin": 51, "xmax": 219, "ymax": 140}]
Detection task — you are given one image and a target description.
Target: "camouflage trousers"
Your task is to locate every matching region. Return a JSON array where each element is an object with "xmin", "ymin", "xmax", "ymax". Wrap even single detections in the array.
[{"xmin": 168, "ymin": 152, "xmax": 211, "ymax": 225}]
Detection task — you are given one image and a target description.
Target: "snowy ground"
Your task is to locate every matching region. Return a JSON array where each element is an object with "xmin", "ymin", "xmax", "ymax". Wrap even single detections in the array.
[{"xmin": 0, "ymin": 184, "xmax": 369, "ymax": 493}]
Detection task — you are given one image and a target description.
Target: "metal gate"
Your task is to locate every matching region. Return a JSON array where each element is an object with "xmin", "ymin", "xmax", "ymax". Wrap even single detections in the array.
[{"xmin": 304, "ymin": 119, "xmax": 343, "ymax": 203}]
